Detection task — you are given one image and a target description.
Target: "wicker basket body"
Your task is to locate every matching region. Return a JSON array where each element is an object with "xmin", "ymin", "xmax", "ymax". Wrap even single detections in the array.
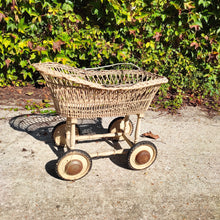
[{"xmin": 33, "ymin": 62, "xmax": 168, "ymax": 119}]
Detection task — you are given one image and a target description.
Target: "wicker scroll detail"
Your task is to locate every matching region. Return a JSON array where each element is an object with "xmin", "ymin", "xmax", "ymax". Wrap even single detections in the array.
[{"xmin": 33, "ymin": 62, "xmax": 168, "ymax": 118}]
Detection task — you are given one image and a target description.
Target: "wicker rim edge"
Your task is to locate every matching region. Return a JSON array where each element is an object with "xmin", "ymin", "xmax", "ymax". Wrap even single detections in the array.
[{"xmin": 33, "ymin": 62, "xmax": 168, "ymax": 91}]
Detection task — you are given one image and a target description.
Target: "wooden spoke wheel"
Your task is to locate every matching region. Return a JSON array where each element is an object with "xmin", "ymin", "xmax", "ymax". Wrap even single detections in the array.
[
  {"xmin": 108, "ymin": 117, "xmax": 133, "ymax": 141},
  {"xmin": 128, "ymin": 141, "xmax": 157, "ymax": 170},
  {"xmin": 52, "ymin": 121, "xmax": 79, "ymax": 147},
  {"xmin": 56, "ymin": 150, "xmax": 92, "ymax": 180}
]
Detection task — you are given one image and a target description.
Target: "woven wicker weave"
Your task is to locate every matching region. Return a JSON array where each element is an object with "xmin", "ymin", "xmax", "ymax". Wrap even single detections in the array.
[{"xmin": 33, "ymin": 62, "xmax": 168, "ymax": 119}]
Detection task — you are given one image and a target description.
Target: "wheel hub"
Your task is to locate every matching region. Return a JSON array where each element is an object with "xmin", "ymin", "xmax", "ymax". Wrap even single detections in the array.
[
  {"xmin": 65, "ymin": 160, "xmax": 83, "ymax": 175},
  {"xmin": 135, "ymin": 150, "xmax": 150, "ymax": 165}
]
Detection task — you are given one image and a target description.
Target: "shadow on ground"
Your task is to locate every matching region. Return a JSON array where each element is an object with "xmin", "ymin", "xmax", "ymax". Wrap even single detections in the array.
[{"xmin": 9, "ymin": 114, "xmax": 130, "ymax": 179}]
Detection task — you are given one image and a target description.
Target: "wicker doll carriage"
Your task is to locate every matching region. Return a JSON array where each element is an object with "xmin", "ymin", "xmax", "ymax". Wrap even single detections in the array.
[{"xmin": 33, "ymin": 62, "xmax": 168, "ymax": 180}]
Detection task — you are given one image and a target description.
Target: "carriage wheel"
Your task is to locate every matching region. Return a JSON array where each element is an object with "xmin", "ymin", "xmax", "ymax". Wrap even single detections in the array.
[
  {"xmin": 108, "ymin": 117, "xmax": 133, "ymax": 141},
  {"xmin": 128, "ymin": 141, "xmax": 157, "ymax": 170},
  {"xmin": 52, "ymin": 121, "xmax": 79, "ymax": 147},
  {"xmin": 56, "ymin": 150, "xmax": 92, "ymax": 181}
]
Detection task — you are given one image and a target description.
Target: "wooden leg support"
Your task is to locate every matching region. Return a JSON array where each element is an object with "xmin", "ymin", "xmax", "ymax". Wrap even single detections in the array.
[
  {"xmin": 134, "ymin": 114, "xmax": 144, "ymax": 144},
  {"xmin": 66, "ymin": 117, "xmax": 77, "ymax": 150}
]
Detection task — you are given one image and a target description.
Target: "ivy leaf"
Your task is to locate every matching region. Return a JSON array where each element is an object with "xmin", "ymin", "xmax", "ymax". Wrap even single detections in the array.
[
  {"xmin": 3, "ymin": 39, "xmax": 11, "ymax": 48},
  {"xmin": 189, "ymin": 25, "xmax": 200, "ymax": 31},
  {"xmin": 28, "ymin": 41, "xmax": 33, "ymax": 50},
  {"xmin": 11, "ymin": 0, "xmax": 16, "ymax": 11},
  {"xmin": 20, "ymin": 60, "xmax": 28, "ymax": 68},
  {"xmin": 79, "ymin": 54, "xmax": 86, "ymax": 60},
  {"xmin": 18, "ymin": 40, "xmax": 27, "ymax": 49},
  {"xmin": 7, "ymin": 22, "xmax": 17, "ymax": 31},
  {"xmin": 207, "ymin": 52, "xmax": 218, "ymax": 63},
  {"xmin": 18, "ymin": 17, "xmax": 28, "ymax": 33},
  {"xmin": 62, "ymin": 3, "xmax": 73, "ymax": 12},
  {"xmin": 5, "ymin": 59, "xmax": 11, "ymax": 68},
  {"xmin": 53, "ymin": 40, "xmax": 65, "ymax": 52},
  {"xmin": 184, "ymin": 2, "xmax": 195, "ymax": 10},
  {"xmin": 0, "ymin": 12, "xmax": 5, "ymax": 22},
  {"xmin": 153, "ymin": 32, "xmax": 162, "ymax": 42},
  {"xmin": 30, "ymin": 53, "xmax": 36, "ymax": 60},
  {"xmin": 190, "ymin": 42, "xmax": 199, "ymax": 50},
  {"xmin": 34, "ymin": 45, "xmax": 46, "ymax": 51},
  {"xmin": 198, "ymin": 0, "xmax": 211, "ymax": 7}
]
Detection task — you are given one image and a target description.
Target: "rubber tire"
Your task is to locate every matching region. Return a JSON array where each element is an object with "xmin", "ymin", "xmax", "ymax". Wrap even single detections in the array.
[
  {"xmin": 52, "ymin": 121, "xmax": 79, "ymax": 147},
  {"xmin": 56, "ymin": 149, "xmax": 92, "ymax": 181},
  {"xmin": 108, "ymin": 117, "xmax": 133, "ymax": 141},
  {"xmin": 128, "ymin": 141, "xmax": 157, "ymax": 170}
]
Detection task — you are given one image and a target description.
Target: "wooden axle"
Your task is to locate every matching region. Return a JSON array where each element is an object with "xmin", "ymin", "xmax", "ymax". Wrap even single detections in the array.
[
  {"xmin": 90, "ymin": 148, "xmax": 128, "ymax": 158},
  {"xmin": 75, "ymin": 132, "xmax": 123, "ymax": 141}
]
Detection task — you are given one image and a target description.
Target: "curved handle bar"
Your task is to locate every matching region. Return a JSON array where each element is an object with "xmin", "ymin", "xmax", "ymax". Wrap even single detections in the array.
[{"xmin": 85, "ymin": 63, "xmax": 140, "ymax": 70}]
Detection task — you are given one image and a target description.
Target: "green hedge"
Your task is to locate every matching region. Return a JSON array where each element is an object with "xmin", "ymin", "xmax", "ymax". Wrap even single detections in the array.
[{"xmin": 0, "ymin": 0, "xmax": 219, "ymax": 110}]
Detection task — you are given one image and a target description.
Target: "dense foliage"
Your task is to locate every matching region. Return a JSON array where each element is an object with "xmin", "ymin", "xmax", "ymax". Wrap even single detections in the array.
[{"xmin": 0, "ymin": 0, "xmax": 219, "ymax": 110}]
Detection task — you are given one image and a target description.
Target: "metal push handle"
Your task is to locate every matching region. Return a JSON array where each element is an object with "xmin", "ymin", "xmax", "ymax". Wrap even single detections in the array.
[{"xmin": 85, "ymin": 63, "xmax": 140, "ymax": 70}]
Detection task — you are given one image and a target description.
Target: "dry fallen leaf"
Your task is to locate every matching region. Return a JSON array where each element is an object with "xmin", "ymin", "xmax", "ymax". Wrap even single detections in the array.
[
  {"xmin": 17, "ymin": 89, "xmax": 22, "ymax": 94},
  {"xmin": 141, "ymin": 131, "xmax": 159, "ymax": 139},
  {"xmin": 42, "ymin": 99, "xmax": 50, "ymax": 103},
  {"xmin": 25, "ymin": 92, "xmax": 34, "ymax": 96}
]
